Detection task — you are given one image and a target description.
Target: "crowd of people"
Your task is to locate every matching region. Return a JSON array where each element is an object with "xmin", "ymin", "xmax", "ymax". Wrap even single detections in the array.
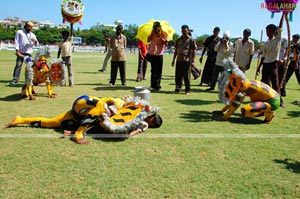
[{"xmin": 9, "ymin": 15, "xmax": 300, "ymax": 109}]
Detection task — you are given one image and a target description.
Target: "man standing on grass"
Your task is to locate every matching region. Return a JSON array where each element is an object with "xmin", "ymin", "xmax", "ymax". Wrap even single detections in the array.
[
  {"xmin": 256, "ymin": 13, "xmax": 286, "ymax": 107},
  {"xmin": 109, "ymin": 25, "xmax": 127, "ymax": 86},
  {"xmin": 171, "ymin": 25, "xmax": 197, "ymax": 95},
  {"xmin": 99, "ymin": 35, "xmax": 112, "ymax": 72},
  {"xmin": 147, "ymin": 21, "xmax": 168, "ymax": 91},
  {"xmin": 10, "ymin": 21, "xmax": 38, "ymax": 85},
  {"xmin": 233, "ymin": 28, "xmax": 254, "ymax": 74},
  {"xmin": 199, "ymin": 27, "xmax": 220, "ymax": 86}
]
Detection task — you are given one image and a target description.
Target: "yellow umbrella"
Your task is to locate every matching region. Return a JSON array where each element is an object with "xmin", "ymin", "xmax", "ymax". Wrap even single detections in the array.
[{"xmin": 136, "ymin": 19, "xmax": 175, "ymax": 44}]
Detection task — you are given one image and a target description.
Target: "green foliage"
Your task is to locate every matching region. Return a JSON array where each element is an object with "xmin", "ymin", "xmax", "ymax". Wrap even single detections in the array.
[
  {"xmin": 251, "ymin": 37, "xmax": 260, "ymax": 50},
  {"xmin": 196, "ymin": 34, "xmax": 210, "ymax": 47},
  {"xmin": 0, "ymin": 24, "xmax": 140, "ymax": 46}
]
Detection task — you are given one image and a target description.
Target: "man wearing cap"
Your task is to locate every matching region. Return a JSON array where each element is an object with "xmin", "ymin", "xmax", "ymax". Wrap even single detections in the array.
[
  {"xmin": 234, "ymin": 29, "xmax": 254, "ymax": 73},
  {"xmin": 206, "ymin": 30, "xmax": 233, "ymax": 91},
  {"xmin": 10, "ymin": 21, "xmax": 39, "ymax": 85}
]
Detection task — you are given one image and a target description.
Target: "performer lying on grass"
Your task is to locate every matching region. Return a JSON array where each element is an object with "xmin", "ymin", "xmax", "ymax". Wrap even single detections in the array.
[
  {"xmin": 215, "ymin": 58, "xmax": 280, "ymax": 123},
  {"xmin": 6, "ymin": 95, "xmax": 162, "ymax": 144}
]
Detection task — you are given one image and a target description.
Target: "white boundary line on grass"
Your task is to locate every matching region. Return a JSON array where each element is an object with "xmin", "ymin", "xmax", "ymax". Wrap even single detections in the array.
[{"xmin": 1, "ymin": 134, "xmax": 300, "ymax": 139}]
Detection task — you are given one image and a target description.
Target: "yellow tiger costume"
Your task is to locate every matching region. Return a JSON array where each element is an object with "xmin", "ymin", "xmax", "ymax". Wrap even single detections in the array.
[
  {"xmin": 7, "ymin": 95, "xmax": 160, "ymax": 143},
  {"xmin": 219, "ymin": 59, "xmax": 280, "ymax": 123},
  {"xmin": 22, "ymin": 56, "xmax": 56, "ymax": 100},
  {"xmin": 7, "ymin": 95, "xmax": 124, "ymax": 143}
]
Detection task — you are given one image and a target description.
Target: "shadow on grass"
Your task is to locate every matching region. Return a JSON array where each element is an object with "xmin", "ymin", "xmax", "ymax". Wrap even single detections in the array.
[
  {"xmin": 180, "ymin": 109, "xmax": 263, "ymax": 124},
  {"xmin": 211, "ymin": 110, "xmax": 264, "ymax": 124},
  {"xmin": 161, "ymin": 74, "xmax": 174, "ymax": 80},
  {"xmin": 0, "ymin": 93, "xmax": 23, "ymax": 101},
  {"xmin": 285, "ymin": 110, "xmax": 300, "ymax": 118},
  {"xmin": 180, "ymin": 110, "xmax": 213, "ymax": 122},
  {"xmin": 77, "ymin": 71, "xmax": 99, "ymax": 74},
  {"xmin": 273, "ymin": 158, "xmax": 300, "ymax": 174},
  {"xmin": 227, "ymin": 116, "xmax": 264, "ymax": 124},
  {"xmin": 175, "ymin": 99, "xmax": 215, "ymax": 106},
  {"xmin": 86, "ymin": 125, "xmax": 127, "ymax": 142},
  {"xmin": 0, "ymin": 80, "xmax": 13, "ymax": 84},
  {"xmin": 53, "ymin": 126, "xmax": 128, "ymax": 143},
  {"xmin": 94, "ymin": 85, "xmax": 135, "ymax": 91}
]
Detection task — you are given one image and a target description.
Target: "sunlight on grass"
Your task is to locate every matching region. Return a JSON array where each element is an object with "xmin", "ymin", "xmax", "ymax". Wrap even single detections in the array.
[{"xmin": 0, "ymin": 50, "xmax": 300, "ymax": 198}]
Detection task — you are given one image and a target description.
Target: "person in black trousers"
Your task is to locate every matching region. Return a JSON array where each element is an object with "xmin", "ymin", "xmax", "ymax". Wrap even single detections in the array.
[
  {"xmin": 147, "ymin": 21, "xmax": 168, "ymax": 91},
  {"xmin": 109, "ymin": 25, "xmax": 127, "ymax": 86}
]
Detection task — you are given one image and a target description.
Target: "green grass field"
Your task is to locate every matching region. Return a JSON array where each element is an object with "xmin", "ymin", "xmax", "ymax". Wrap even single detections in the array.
[{"xmin": 1, "ymin": 49, "xmax": 300, "ymax": 199}]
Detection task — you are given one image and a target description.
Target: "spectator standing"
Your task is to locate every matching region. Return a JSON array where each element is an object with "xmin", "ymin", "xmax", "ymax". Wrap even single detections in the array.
[
  {"xmin": 281, "ymin": 34, "xmax": 300, "ymax": 96},
  {"xmin": 171, "ymin": 25, "xmax": 197, "ymax": 95},
  {"xmin": 206, "ymin": 30, "xmax": 233, "ymax": 91},
  {"xmin": 147, "ymin": 21, "xmax": 168, "ymax": 91},
  {"xmin": 99, "ymin": 35, "xmax": 112, "ymax": 72},
  {"xmin": 199, "ymin": 27, "xmax": 220, "ymax": 86},
  {"xmin": 136, "ymin": 40, "xmax": 148, "ymax": 82},
  {"xmin": 256, "ymin": 13, "xmax": 285, "ymax": 107},
  {"xmin": 277, "ymin": 37, "xmax": 288, "ymax": 96},
  {"xmin": 109, "ymin": 25, "xmax": 127, "ymax": 86},
  {"xmin": 10, "ymin": 21, "xmax": 38, "ymax": 85},
  {"xmin": 234, "ymin": 28, "xmax": 254, "ymax": 73},
  {"xmin": 57, "ymin": 24, "xmax": 74, "ymax": 87}
]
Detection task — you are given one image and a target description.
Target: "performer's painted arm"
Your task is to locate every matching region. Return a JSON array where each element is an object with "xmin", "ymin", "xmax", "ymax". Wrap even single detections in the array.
[{"xmin": 72, "ymin": 126, "xmax": 90, "ymax": 144}]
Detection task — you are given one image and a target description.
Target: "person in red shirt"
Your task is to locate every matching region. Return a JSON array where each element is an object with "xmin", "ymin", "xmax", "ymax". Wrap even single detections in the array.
[{"xmin": 136, "ymin": 40, "xmax": 148, "ymax": 82}]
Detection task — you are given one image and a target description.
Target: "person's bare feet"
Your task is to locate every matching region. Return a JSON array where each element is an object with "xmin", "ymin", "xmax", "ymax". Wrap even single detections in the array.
[
  {"xmin": 5, "ymin": 115, "xmax": 21, "ymax": 128},
  {"xmin": 72, "ymin": 137, "xmax": 90, "ymax": 144},
  {"xmin": 29, "ymin": 95, "xmax": 36, "ymax": 100},
  {"xmin": 48, "ymin": 93, "xmax": 57, "ymax": 98},
  {"xmin": 63, "ymin": 130, "xmax": 73, "ymax": 137}
]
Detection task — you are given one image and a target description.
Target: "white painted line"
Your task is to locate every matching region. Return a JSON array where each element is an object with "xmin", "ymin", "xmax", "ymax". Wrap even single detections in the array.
[{"xmin": 0, "ymin": 134, "xmax": 300, "ymax": 139}]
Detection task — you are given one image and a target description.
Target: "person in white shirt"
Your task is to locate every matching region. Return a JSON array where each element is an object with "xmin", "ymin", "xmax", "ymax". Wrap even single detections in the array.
[
  {"xmin": 256, "ymin": 13, "xmax": 285, "ymax": 107},
  {"xmin": 234, "ymin": 29, "xmax": 254, "ymax": 73},
  {"xmin": 10, "ymin": 21, "xmax": 38, "ymax": 84},
  {"xmin": 57, "ymin": 24, "xmax": 74, "ymax": 87},
  {"xmin": 206, "ymin": 30, "xmax": 233, "ymax": 91}
]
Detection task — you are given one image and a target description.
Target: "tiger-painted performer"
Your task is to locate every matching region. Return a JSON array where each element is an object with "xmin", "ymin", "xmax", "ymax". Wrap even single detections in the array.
[
  {"xmin": 217, "ymin": 58, "xmax": 280, "ymax": 123},
  {"xmin": 6, "ymin": 95, "xmax": 162, "ymax": 144},
  {"xmin": 22, "ymin": 46, "xmax": 64, "ymax": 100}
]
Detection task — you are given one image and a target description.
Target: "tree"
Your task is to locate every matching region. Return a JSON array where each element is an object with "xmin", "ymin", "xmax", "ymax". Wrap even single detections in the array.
[
  {"xmin": 123, "ymin": 24, "xmax": 138, "ymax": 47},
  {"xmin": 195, "ymin": 34, "xmax": 210, "ymax": 48}
]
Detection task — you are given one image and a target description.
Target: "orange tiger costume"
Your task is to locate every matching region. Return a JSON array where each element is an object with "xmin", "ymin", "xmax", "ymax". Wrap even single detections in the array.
[{"xmin": 218, "ymin": 59, "xmax": 280, "ymax": 123}]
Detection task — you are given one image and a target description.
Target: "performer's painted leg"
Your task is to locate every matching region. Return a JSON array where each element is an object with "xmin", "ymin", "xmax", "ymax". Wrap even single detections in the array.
[
  {"xmin": 240, "ymin": 102, "xmax": 275, "ymax": 123},
  {"xmin": 46, "ymin": 83, "xmax": 56, "ymax": 98},
  {"xmin": 7, "ymin": 111, "xmax": 75, "ymax": 128}
]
